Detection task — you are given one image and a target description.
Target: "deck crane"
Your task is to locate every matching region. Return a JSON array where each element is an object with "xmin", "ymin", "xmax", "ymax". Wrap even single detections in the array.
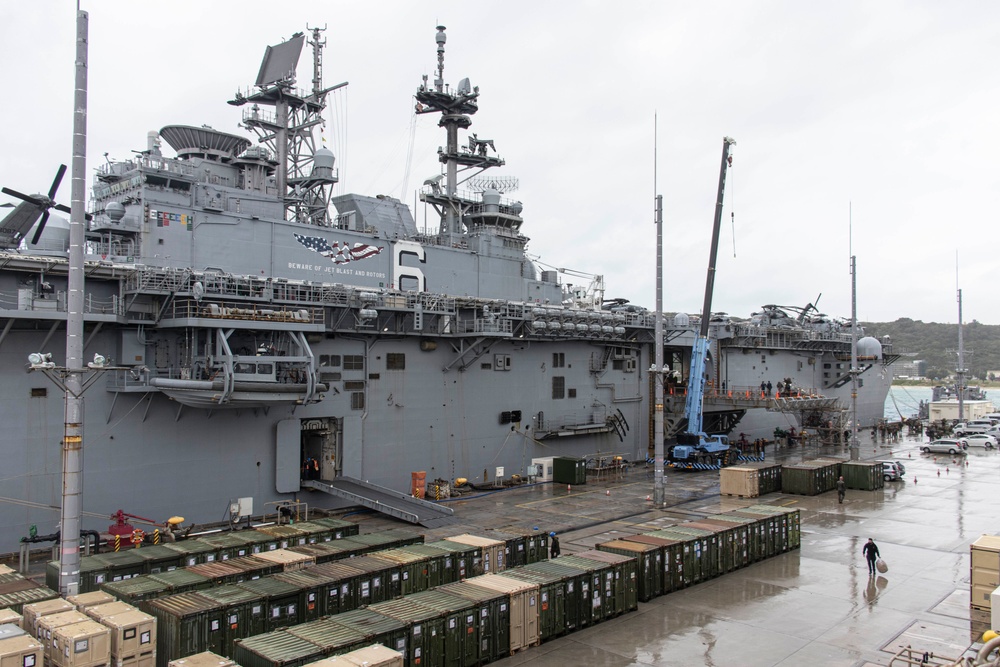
[{"xmin": 669, "ymin": 137, "xmax": 741, "ymax": 469}]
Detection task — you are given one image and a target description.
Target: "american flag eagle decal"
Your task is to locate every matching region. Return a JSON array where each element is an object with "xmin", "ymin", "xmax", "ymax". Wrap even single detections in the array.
[{"xmin": 294, "ymin": 234, "xmax": 384, "ymax": 264}]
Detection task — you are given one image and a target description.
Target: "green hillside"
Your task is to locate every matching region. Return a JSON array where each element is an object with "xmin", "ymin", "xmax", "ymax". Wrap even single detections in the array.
[{"xmin": 863, "ymin": 318, "xmax": 1000, "ymax": 381}]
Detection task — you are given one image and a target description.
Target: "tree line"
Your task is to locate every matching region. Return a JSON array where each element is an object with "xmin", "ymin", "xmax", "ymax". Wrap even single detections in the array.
[{"xmin": 863, "ymin": 318, "xmax": 1000, "ymax": 381}]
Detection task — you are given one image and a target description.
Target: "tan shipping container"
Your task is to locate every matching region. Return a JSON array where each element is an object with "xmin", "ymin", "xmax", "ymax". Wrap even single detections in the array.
[
  {"xmin": 719, "ymin": 467, "xmax": 760, "ymax": 498},
  {"xmin": 971, "ymin": 535, "xmax": 1000, "ymax": 610},
  {"xmin": 0, "ymin": 633, "xmax": 43, "ymax": 667},
  {"xmin": 21, "ymin": 600, "xmax": 74, "ymax": 638},
  {"xmin": 0, "ymin": 610, "xmax": 22, "ymax": 630},
  {"xmin": 0, "ymin": 567, "xmax": 13, "ymax": 577},
  {"xmin": 93, "ymin": 610, "xmax": 155, "ymax": 665},
  {"xmin": 341, "ymin": 644, "xmax": 403, "ymax": 667},
  {"xmin": 84, "ymin": 604, "xmax": 136, "ymax": 623},
  {"xmin": 302, "ymin": 657, "xmax": 353, "ymax": 667},
  {"xmin": 36, "ymin": 612, "xmax": 91, "ymax": 662},
  {"xmin": 66, "ymin": 594, "xmax": 116, "ymax": 614},
  {"xmin": 246, "ymin": 549, "xmax": 314, "ymax": 572},
  {"xmin": 444, "ymin": 535, "xmax": 507, "ymax": 573},
  {"xmin": 50, "ymin": 620, "xmax": 110, "ymax": 667},
  {"xmin": 466, "ymin": 573, "xmax": 540, "ymax": 652},
  {"xmin": 166, "ymin": 652, "xmax": 234, "ymax": 667}
]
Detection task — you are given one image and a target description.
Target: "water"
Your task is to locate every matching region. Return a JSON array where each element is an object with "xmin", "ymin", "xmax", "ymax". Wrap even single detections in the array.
[
  {"xmin": 884, "ymin": 384, "xmax": 997, "ymax": 419},
  {"xmin": 883, "ymin": 385, "xmax": 932, "ymax": 419}
]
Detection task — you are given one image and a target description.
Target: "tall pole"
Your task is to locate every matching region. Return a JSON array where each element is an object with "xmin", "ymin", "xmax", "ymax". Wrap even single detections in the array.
[
  {"xmin": 849, "ymin": 255, "xmax": 859, "ymax": 461},
  {"xmin": 653, "ymin": 193, "xmax": 665, "ymax": 507},
  {"xmin": 957, "ymin": 288, "xmax": 965, "ymax": 422},
  {"xmin": 60, "ymin": 6, "xmax": 89, "ymax": 596}
]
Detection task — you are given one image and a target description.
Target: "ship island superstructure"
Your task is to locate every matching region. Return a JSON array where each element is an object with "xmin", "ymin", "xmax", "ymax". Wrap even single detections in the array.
[{"xmin": 0, "ymin": 25, "xmax": 895, "ymax": 553}]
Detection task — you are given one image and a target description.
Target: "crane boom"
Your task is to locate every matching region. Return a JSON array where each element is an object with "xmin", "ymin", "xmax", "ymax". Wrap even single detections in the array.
[{"xmin": 683, "ymin": 137, "xmax": 736, "ymax": 436}]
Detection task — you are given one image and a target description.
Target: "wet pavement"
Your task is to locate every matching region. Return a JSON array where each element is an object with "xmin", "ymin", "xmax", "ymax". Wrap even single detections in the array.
[{"xmin": 352, "ymin": 433, "xmax": 996, "ymax": 666}]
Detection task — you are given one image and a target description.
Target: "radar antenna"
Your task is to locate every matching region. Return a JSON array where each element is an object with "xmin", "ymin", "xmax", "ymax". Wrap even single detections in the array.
[
  {"xmin": 230, "ymin": 28, "xmax": 348, "ymax": 226},
  {"xmin": 468, "ymin": 176, "xmax": 519, "ymax": 194}
]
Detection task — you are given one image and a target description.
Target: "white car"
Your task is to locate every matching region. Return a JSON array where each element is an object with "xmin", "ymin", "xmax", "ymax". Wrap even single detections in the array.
[
  {"xmin": 961, "ymin": 433, "xmax": 997, "ymax": 449},
  {"xmin": 921, "ymin": 439, "xmax": 968, "ymax": 455}
]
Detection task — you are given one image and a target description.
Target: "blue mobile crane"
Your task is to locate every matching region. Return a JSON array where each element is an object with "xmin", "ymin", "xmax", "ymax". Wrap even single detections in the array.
[{"xmin": 668, "ymin": 137, "xmax": 741, "ymax": 469}]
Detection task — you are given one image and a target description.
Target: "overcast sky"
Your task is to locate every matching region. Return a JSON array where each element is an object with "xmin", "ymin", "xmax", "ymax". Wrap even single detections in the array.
[{"xmin": 2, "ymin": 1, "xmax": 997, "ymax": 324}]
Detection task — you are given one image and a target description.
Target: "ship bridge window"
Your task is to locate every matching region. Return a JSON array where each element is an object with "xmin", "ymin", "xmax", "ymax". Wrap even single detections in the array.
[
  {"xmin": 320, "ymin": 355, "xmax": 341, "ymax": 368},
  {"xmin": 256, "ymin": 363, "xmax": 273, "ymax": 375},
  {"xmin": 344, "ymin": 355, "xmax": 364, "ymax": 371},
  {"xmin": 387, "ymin": 353, "xmax": 405, "ymax": 370},
  {"xmin": 552, "ymin": 353, "xmax": 565, "ymax": 368},
  {"xmin": 235, "ymin": 362, "xmax": 255, "ymax": 374},
  {"xmin": 552, "ymin": 376, "xmax": 565, "ymax": 400},
  {"xmin": 351, "ymin": 392, "xmax": 365, "ymax": 410}
]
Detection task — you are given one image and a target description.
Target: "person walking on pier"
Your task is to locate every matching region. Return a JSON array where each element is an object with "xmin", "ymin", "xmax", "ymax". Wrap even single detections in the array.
[
  {"xmin": 550, "ymin": 532, "xmax": 561, "ymax": 559},
  {"xmin": 837, "ymin": 476, "xmax": 846, "ymax": 503},
  {"xmin": 863, "ymin": 538, "xmax": 880, "ymax": 575}
]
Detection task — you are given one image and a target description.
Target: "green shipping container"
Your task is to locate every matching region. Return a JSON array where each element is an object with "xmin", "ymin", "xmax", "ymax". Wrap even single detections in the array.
[
  {"xmin": 149, "ymin": 569, "xmax": 214, "ymax": 594},
  {"xmin": 234, "ymin": 578, "xmax": 302, "ymax": 631},
  {"xmin": 368, "ymin": 549, "xmax": 434, "ymax": 596},
  {"xmin": 414, "ymin": 582, "xmax": 484, "ymax": 667},
  {"xmin": 842, "ymin": 461, "xmax": 885, "ymax": 491},
  {"xmin": 0, "ymin": 578, "xmax": 58, "ymax": 614},
  {"xmin": 398, "ymin": 544, "xmax": 453, "ymax": 588},
  {"xmin": 196, "ymin": 585, "xmax": 267, "ymax": 658},
  {"xmin": 552, "ymin": 556, "xmax": 611, "ymax": 625},
  {"xmin": 502, "ymin": 567, "xmax": 566, "ymax": 641},
  {"xmin": 132, "ymin": 544, "xmax": 185, "ymax": 574},
  {"xmin": 440, "ymin": 581, "xmax": 517, "ymax": 664},
  {"xmin": 596, "ymin": 540, "xmax": 662, "ymax": 602},
  {"xmin": 425, "ymin": 541, "xmax": 481, "ymax": 581},
  {"xmin": 552, "ymin": 456, "xmax": 587, "ymax": 485},
  {"xmin": 573, "ymin": 549, "xmax": 639, "ymax": 615},
  {"xmin": 326, "ymin": 608, "xmax": 408, "ymax": 657},
  {"xmin": 284, "ymin": 617, "xmax": 367, "ymax": 655},
  {"xmin": 145, "ymin": 592, "xmax": 222, "ymax": 667},
  {"xmin": 270, "ymin": 571, "xmax": 323, "ymax": 624},
  {"xmin": 232, "ymin": 629, "xmax": 325, "ymax": 667},
  {"xmin": 308, "ymin": 516, "xmax": 360, "ymax": 539},
  {"xmin": 521, "ymin": 560, "xmax": 588, "ymax": 633},
  {"xmin": 704, "ymin": 514, "xmax": 766, "ymax": 563},
  {"xmin": 163, "ymin": 540, "xmax": 220, "ymax": 567},
  {"xmin": 101, "ymin": 576, "xmax": 169, "ymax": 606},
  {"xmin": 309, "ymin": 562, "xmax": 367, "ymax": 615},
  {"xmin": 645, "ymin": 527, "xmax": 718, "ymax": 584},
  {"xmin": 198, "ymin": 533, "xmax": 257, "ymax": 561},
  {"xmin": 369, "ymin": 595, "xmax": 447, "ymax": 667}
]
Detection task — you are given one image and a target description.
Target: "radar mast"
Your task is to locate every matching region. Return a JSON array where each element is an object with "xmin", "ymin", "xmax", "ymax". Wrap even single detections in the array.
[
  {"xmin": 229, "ymin": 27, "xmax": 348, "ymax": 225},
  {"xmin": 415, "ymin": 26, "xmax": 505, "ymax": 245}
]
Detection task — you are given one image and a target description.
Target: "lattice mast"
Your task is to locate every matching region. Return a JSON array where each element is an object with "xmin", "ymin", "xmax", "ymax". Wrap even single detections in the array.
[{"xmin": 230, "ymin": 26, "xmax": 347, "ymax": 225}]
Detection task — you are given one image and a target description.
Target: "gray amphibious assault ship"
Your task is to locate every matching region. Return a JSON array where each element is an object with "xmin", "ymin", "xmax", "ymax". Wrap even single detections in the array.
[{"xmin": 0, "ymin": 25, "xmax": 895, "ymax": 553}]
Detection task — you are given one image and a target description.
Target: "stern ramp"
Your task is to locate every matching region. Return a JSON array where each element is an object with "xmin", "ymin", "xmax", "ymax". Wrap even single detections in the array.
[{"xmin": 303, "ymin": 476, "xmax": 457, "ymax": 528}]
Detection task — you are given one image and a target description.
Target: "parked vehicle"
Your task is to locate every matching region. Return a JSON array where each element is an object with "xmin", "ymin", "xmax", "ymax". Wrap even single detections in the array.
[
  {"xmin": 953, "ymin": 422, "xmax": 990, "ymax": 436},
  {"xmin": 921, "ymin": 439, "xmax": 969, "ymax": 455},
  {"xmin": 961, "ymin": 433, "xmax": 997, "ymax": 449},
  {"xmin": 876, "ymin": 460, "xmax": 907, "ymax": 481}
]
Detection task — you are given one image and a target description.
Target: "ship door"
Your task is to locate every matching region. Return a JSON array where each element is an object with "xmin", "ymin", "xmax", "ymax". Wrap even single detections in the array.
[{"xmin": 301, "ymin": 418, "xmax": 342, "ymax": 481}]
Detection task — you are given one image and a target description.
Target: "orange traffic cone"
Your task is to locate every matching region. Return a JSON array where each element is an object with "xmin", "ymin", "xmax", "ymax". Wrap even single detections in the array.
[{"xmin": 567, "ymin": 484, "xmax": 571, "ymax": 492}]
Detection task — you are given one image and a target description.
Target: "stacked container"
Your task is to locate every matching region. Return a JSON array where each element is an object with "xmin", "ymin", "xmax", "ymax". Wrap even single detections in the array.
[
  {"xmin": 284, "ymin": 617, "xmax": 367, "ymax": 658},
  {"xmin": 367, "ymin": 596, "xmax": 446, "ymax": 667},
  {"xmin": 50, "ymin": 619, "xmax": 111, "ymax": 667},
  {"xmin": 0, "ymin": 574, "xmax": 59, "ymax": 616},
  {"xmin": 464, "ymin": 574, "xmax": 539, "ymax": 652},
  {"xmin": 165, "ymin": 651, "xmax": 234, "ymax": 667},
  {"xmin": 244, "ymin": 552, "xmax": 313, "ymax": 574},
  {"xmin": 971, "ymin": 535, "xmax": 1000, "ymax": 611},
  {"xmin": 22, "ymin": 599, "xmax": 75, "ymax": 637},
  {"xmin": 434, "ymin": 580, "xmax": 509, "ymax": 664},
  {"xmin": 572, "ymin": 550, "xmax": 639, "ymax": 614},
  {"xmin": 0, "ymin": 609, "xmax": 22, "ymax": 629},
  {"xmin": 37, "ymin": 611, "xmax": 92, "ymax": 663},
  {"xmin": 334, "ymin": 644, "xmax": 402, "ymax": 667},
  {"xmin": 0, "ymin": 631, "xmax": 42, "ymax": 667},
  {"xmin": 91, "ymin": 609, "xmax": 156, "ymax": 667}
]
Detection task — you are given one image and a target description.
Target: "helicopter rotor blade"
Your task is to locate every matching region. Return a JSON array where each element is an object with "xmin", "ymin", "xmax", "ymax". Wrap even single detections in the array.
[
  {"xmin": 31, "ymin": 211, "xmax": 50, "ymax": 246},
  {"xmin": 48, "ymin": 164, "xmax": 67, "ymax": 200},
  {"xmin": 1, "ymin": 187, "xmax": 44, "ymax": 206}
]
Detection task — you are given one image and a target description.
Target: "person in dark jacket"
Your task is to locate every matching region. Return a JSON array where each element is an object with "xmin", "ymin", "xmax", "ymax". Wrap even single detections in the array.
[
  {"xmin": 837, "ymin": 476, "xmax": 846, "ymax": 504},
  {"xmin": 862, "ymin": 538, "xmax": 880, "ymax": 574},
  {"xmin": 550, "ymin": 532, "xmax": 561, "ymax": 558}
]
